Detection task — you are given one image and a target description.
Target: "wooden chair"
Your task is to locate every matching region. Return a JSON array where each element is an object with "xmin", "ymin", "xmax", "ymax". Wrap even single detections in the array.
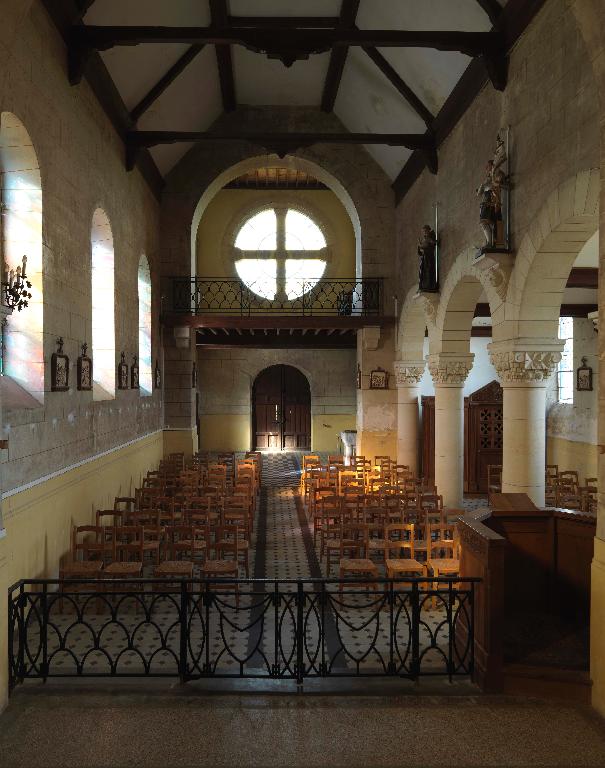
[
  {"xmin": 338, "ymin": 521, "xmax": 377, "ymax": 589},
  {"xmin": 59, "ymin": 526, "xmax": 106, "ymax": 609},
  {"xmin": 330, "ymin": 519, "xmax": 368, "ymax": 578},
  {"xmin": 315, "ymin": 494, "xmax": 341, "ymax": 552},
  {"xmin": 214, "ymin": 524, "xmax": 249, "ymax": 577},
  {"xmin": 426, "ymin": 522, "xmax": 460, "ymax": 580},
  {"xmin": 384, "ymin": 523, "xmax": 425, "ymax": 580},
  {"xmin": 168, "ymin": 524, "xmax": 207, "ymax": 564}
]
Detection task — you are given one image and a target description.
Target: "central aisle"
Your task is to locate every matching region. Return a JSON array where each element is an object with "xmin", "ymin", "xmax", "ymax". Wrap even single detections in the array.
[{"xmin": 252, "ymin": 452, "xmax": 322, "ymax": 581}]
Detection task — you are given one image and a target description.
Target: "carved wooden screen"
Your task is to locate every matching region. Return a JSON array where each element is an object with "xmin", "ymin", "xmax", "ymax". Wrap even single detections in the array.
[{"xmin": 465, "ymin": 380, "xmax": 503, "ymax": 493}]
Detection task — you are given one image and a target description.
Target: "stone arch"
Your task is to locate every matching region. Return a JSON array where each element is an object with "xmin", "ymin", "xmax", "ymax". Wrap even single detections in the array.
[
  {"xmin": 430, "ymin": 246, "xmax": 504, "ymax": 356},
  {"xmin": 397, "ymin": 285, "xmax": 433, "ymax": 363},
  {"xmin": 189, "ymin": 155, "xmax": 362, "ymax": 279},
  {"xmin": 0, "ymin": 110, "xmax": 44, "ymax": 404},
  {"xmin": 502, "ymin": 169, "xmax": 600, "ymax": 343},
  {"xmin": 247, "ymin": 358, "xmax": 314, "ymax": 394}
]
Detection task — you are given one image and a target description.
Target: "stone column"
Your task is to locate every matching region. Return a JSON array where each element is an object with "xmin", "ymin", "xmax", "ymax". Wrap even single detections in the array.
[
  {"xmin": 489, "ymin": 346, "xmax": 561, "ymax": 507},
  {"xmin": 427, "ymin": 353, "xmax": 474, "ymax": 507},
  {"xmin": 394, "ymin": 361, "xmax": 425, "ymax": 473}
]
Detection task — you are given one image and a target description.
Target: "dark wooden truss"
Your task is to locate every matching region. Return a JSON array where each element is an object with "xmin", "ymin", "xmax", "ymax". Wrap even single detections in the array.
[
  {"xmin": 43, "ymin": 0, "xmax": 546, "ymax": 203},
  {"xmin": 125, "ymin": 131, "xmax": 438, "ymax": 173}
]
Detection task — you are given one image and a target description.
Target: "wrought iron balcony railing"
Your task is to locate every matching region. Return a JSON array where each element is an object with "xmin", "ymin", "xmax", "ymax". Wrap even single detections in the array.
[
  {"xmin": 164, "ymin": 277, "xmax": 383, "ymax": 316},
  {"xmin": 9, "ymin": 576, "xmax": 476, "ymax": 689}
]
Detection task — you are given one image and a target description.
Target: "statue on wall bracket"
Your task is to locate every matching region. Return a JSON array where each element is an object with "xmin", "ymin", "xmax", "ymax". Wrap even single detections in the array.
[
  {"xmin": 418, "ymin": 224, "xmax": 438, "ymax": 292},
  {"xmin": 476, "ymin": 130, "xmax": 511, "ymax": 256}
]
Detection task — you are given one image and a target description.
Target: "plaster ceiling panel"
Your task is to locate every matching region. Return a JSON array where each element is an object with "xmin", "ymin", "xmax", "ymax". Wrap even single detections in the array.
[
  {"xmin": 150, "ymin": 143, "xmax": 196, "ymax": 176},
  {"xmin": 233, "ymin": 48, "xmax": 330, "ymax": 106},
  {"xmin": 84, "ymin": 0, "xmax": 210, "ymax": 25},
  {"xmin": 228, "ymin": 1, "xmax": 342, "ymax": 17},
  {"xmin": 356, "ymin": 0, "xmax": 493, "ymax": 32},
  {"xmin": 98, "ymin": 45, "xmax": 192, "ymax": 112},
  {"xmin": 136, "ymin": 46, "xmax": 223, "ymax": 132},
  {"xmin": 335, "ymin": 46, "xmax": 425, "ymax": 179},
  {"xmin": 375, "ymin": 47, "xmax": 472, "ymax": 116}
]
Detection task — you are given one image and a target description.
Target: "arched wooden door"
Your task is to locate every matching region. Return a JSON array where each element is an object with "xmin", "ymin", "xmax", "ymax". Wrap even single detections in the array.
[{"xmin": 253, "ymin": 365, "xmax": 311, "ymax": 450}]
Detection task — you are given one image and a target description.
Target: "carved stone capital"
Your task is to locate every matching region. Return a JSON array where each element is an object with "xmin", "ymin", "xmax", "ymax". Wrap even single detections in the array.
[
  {"xmin": 427, "ymin": 353, "xmax": 474, "ymax": 386},
  {"xmin": 489, "ymin": 349, "xmax": 561, "ymax": 383},
  {"xmin": 393, "ymin": 360, "xmax": 425, "ymax": 387}
]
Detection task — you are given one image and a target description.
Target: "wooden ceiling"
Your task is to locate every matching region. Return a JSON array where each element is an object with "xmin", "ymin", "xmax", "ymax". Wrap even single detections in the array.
[
  {"xmin": 42, "ymin": 1, "xmax": 547, "ymax": 199},
  {"xmin": 224, "ymin": 167, "xmax": 327, "ymax": 190}
]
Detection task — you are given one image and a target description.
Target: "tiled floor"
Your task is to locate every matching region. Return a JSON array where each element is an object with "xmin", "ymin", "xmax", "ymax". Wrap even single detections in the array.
[{"xmin": 3, "ymin": 687, "xmax": 605, "ymax": 768}]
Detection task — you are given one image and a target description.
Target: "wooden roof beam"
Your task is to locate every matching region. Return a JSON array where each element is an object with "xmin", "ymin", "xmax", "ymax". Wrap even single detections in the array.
[
  {"xmin": 362, "ymin": 45, "xmax": 434, "ymax": 128},
  {"xmin": 125, "ymin": 130, "xmax": 437, "ymax": 172},
  {"xmin": 130, "ymin": 45, "xmax": 204, "ymax": 123},
  {"xmin": 74, "ymin": 26, "xmax": 496, "ymax": 56},
  {"xmin": 321, "ymin": 0, "xmax": 360, "ymax": 112},
  {"xmin": 209, "ymin": 0, "xmax": 236, "ymax": 113},
  {"xmin": 392, "ymin": 0, "xmax": 546, "ymax": 204},
  {"xmin": 476, "ymin": 0, "xmax": 503, "ymax": 26}
]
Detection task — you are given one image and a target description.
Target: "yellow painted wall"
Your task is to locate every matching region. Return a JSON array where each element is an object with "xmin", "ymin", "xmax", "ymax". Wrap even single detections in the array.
[
  {"xmin": 163, "ymin": 428, "xmax": 198, "ymax": 459},
  {"xmin": 357, "ymin": 430, "xmax": 397, "ymax": 464},
  {"xmin": 199, "ymin": 414, "xmax": 356, "ymax": 453},
  {"xmin": 199, "ymin": 415, "xmax": 250, "ymax": 452},
  {"xmin": 196, "ymin": 189, "xmax": 356, "ymax": 277},
  {"xmin": 0, "ymin": 430, "xmax": 164, "ymax": 709},
  {"xmin": 547, "ymin": 436, "xmax": 598, "ymax": 483},
  {"xmin": 312, "ymin": 414, "xmax": 356, "ymax": 452}
]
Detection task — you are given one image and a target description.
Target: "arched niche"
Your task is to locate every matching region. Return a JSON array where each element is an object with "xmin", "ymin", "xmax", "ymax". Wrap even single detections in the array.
[
  {"xmin": 0, "ymin": 111, "xmax": 44, "ymax": 405},
  {"xmin": 91, "ymin": 207, "xmax": 115, "ymax": 400},
  {"xmin": 190, "ymin": 156, "xmax": 363, "ymax": 281},
  {"xmin": 138, "ymin": 254, "xmax": 152, "ymax": 395}
]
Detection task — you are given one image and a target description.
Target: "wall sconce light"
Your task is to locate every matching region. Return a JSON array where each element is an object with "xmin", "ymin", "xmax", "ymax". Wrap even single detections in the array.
[{"xmin": 3, "ymin": 254, "xmax": 32, "ymax": 312}]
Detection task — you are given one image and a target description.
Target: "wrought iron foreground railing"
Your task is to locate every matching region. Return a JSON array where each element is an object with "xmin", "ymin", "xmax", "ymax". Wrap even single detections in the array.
[
  {"xmin": 165, "ymin": 277, "xmax": 383, "ymax": 316},
  {"xmin": 8, "ymin": 577, "xmax": 476, "ymax": 691}
]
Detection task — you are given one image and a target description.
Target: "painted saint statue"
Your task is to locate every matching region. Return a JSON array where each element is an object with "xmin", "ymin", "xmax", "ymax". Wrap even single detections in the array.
[{"xmin": 418, "ymin": 224, "xmax": 438, "ymax": 292}]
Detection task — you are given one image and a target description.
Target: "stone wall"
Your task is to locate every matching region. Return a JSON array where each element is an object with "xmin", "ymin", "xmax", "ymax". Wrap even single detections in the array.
[
  {"xmin": 0, "ymin": 1, "xmax": 163, "ymax": 492},
  {"xmin": 394, "ymin": 0, "xmax": 600, "ymax": 304},
  {"xmin": 197, "ymin": 347, "xmax": 356, "ymax": 453}
]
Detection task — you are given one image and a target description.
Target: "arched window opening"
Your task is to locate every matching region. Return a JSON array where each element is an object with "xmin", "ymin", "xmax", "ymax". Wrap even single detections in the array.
[
  {"xmin": 0, "ymin": 112, "xmax": 44, "ymax": 405},
  {"xmin": 234, "ymin": 207, "xmax": 327, "ymax": 301},
  {"xmin": 558, "ymin": 316, "xmax": 574, "ymax": 404},
  {"xmin": 138, "ymin": 254, "xmax": 152, "ymax": 395},
  {"xmin": 91, "ymin": 208, "xmax": 115, "ymax": 400}
]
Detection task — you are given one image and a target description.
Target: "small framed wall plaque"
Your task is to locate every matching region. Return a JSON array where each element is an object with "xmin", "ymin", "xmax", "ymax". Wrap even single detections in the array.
[
  {"xmin": 577, "ymin": 357, "xmax": 593, "ymax": 392},
  {"xmin": 77, "ymin": 343, "xmax": 92, "ymax": 391},
  {"xmin": 131, "ymin": 355, "xmax": 139, "ymax": 389},
  {"xmin": 356, "ymin": 364, "xmax": 361, "ymax": 390},
  {"xmin": 51, "ymin": 337, "xmax": 69, "ymax": 392},
  {"xmin": 117, "ymin": 351, "xmax": 129, "ymax": 390},
  {"xmin": 369, "ymin": 367, "xmax": 389, "ymax": 390},
  {"xmin": 154, "ymin": 360, "xmax": 162, "ymax": 389}
]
